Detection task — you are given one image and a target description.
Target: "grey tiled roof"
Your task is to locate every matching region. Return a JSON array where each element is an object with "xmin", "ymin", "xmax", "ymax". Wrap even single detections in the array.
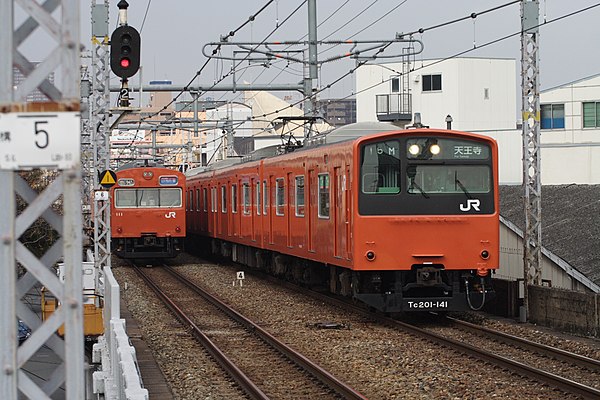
[{"xmin": 499, "ymin": 185, "xmax": 600, "ymax": 286}]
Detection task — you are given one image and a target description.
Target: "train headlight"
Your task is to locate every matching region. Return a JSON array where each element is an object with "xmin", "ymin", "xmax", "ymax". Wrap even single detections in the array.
[
  {"xmin": 408, "ymin": 144, "xmax": 421, "ymax": 156},
  {"xmin": 175, "ymin": 226, "xmax": 181, "ymax": 232},
  {"xmin": 117, "ymin": 227, "xmax": 123, "ymax": 233},
  {"xmin": 429, "ymin": 144, "xmax": 441, "ymax": 155},
  {"xmin": 480, "ymin": 250, "xmax": 490, "ymax": 260},
  {"xmin": 142, "ymin": 171, "xmax": 154, "ymax": 180},
  {"xmin": 365, "ymin": 251, "xmax": 376, "ymax": 261}
]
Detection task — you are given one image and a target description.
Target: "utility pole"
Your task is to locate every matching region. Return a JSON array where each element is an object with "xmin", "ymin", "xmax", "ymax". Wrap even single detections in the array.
[
  {"xmin": 304, "ymin": 0, "xmax": 318, "ymax": 139},
  {"xmin": 521, "ymin": 0, "xmax": 541, "ymax": 321},
  {"xmin": 0, "ymin": 0, "xmax": 84, "ymax": 398}
]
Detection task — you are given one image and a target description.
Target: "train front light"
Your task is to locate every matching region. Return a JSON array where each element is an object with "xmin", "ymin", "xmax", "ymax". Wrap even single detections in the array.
[
  {"xmin": 175, "ymin": 226, "xmax": 181, "ymax": 233},
  {"xmin": 408, "ymin": 144, "xmax": 421, "ymax": 156},
  {"xmin": 429, "ymin": 143, "xmax": 441, "ymax": 155}
]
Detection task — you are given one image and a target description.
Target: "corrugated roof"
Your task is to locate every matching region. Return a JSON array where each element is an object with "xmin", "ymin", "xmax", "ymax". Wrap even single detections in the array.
[{"xmin": 500, "ymin": 185, "xmax": 600, "ymax": 287}]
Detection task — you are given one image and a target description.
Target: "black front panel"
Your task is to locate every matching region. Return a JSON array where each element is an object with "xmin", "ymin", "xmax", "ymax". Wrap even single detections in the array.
[{"xmin": 358, "ymin": 135, "xmax": 495, "ymax": 215}]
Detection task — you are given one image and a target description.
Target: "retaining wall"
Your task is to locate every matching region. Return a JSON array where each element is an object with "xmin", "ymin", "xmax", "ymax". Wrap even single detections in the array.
[{"xmin": 528, "ymin": 285, "xmax": 600, "ymax": 338}]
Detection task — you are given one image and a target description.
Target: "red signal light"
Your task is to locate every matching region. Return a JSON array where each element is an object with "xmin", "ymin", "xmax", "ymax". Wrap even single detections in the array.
[{"xmin": 120, "ymin": 58, "xmax": 130, "ymax": 68}]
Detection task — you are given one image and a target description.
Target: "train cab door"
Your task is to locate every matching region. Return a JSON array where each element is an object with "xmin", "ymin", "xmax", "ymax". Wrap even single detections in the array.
[{"xmin": 251, "ymin": 178, "xmax": 256, "ymax": 242}]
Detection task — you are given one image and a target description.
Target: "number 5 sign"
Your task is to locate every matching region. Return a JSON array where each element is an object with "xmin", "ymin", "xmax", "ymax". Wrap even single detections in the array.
[{"xmin": 0, "ymin": 112, "xmax": 80, "ymax": 170}]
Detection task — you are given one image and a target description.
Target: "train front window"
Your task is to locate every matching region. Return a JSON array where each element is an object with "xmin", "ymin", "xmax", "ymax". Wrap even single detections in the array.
[
  {"xmin": 407, "ymin": 165, "xmax": 491, "ymax": 195},
  {"xmin": 360, "ymin": 140, "xmax": 401, "ymax": 194},
  {"xmin": 114, "ymin": 188, "xmax": 182, "ymax": 208}
]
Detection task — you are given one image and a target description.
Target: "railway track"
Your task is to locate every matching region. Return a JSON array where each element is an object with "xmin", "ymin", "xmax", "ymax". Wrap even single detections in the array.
[
  {"xmin": 245, "ymin": 269, "xmax": 600, "ymax": 400},
  {"xmin": 132, "ymin": 263, "xmax": 367, "ymax": 400}
]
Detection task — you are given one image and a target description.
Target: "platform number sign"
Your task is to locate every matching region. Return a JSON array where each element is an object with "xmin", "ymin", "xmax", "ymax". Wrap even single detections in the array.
[{"xmin": 0, "ymin": 112, "xmax": 80, "ymax": 170}]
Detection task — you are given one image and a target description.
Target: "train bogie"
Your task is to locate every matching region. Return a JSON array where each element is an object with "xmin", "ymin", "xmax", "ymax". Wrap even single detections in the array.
[{"xmin": 186, "ymin": 124, "xmax": 499, "ymax": 312}]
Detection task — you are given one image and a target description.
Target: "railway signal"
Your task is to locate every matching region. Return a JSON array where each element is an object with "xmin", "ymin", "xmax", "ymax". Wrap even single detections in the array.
[{"xmin": 110, "ymin": 24, "xmax": 140, "ymax": 79}]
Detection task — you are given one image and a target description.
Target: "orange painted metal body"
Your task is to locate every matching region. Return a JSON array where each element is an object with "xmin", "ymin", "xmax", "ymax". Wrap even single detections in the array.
[
  {"xmin": 186, "ymin": 128, "xmax": 499, "ymax": 311},
  {"xmin": 110, "ymin": 166, "xmax": 186, "ymax": 258}
]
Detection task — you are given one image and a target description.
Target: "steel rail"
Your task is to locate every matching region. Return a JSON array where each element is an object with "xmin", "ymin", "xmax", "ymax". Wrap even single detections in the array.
[
  {"xmin": 132, "ymin": 264, "xmax": 269, "ymax": 400},
  {"xmin": 446, "ymin": 316, "xmax": 600, "ymax": 372},
  {"xmin": 164, "ymin": 266, "xmax": 368, "ymax": 400},
  {"xmin": 251, "ymin": 271, "xmax": 600, "ymax": 400}
]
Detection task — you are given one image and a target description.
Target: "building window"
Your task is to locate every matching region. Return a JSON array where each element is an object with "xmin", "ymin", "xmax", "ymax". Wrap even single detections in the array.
[
  {"xmin": 422, "ymin": 74, "xmax": 442, "ymax": 92},
  {"xmin": 242, "ymin": 183, "xmax": 250, "ymax": 215},
  {"xmin": 276, "ymin": 178, "xmax": 285, "ymax": 216},
  {"xmin": 318, "ymin": 173, "xmax": 330, "ymax": 219},
  {"xmin": 391, "ymin": 76, "xmax": 400, "ymax": 93},
  {"xmin": 295, "ymin": 176, "xmax": 305, "ymax": 217},
  {"xmin": 583, "ymin": 102, "xmax": 600, "ymax": 128},
  {"xmin": 541, "ymin": 104, "xmax": 565, "ymax": 129}
]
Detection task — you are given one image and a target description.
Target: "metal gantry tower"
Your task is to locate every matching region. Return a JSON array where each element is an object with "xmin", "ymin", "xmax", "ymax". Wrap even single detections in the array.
[
  {"xmin": 90, "ymin": 0, "xmax": 112, "ymax": 271},
  {"xmin": 0, "ymin": 0, "xmax": 84, "ymax": 398},
  {"xmin": 521, "ymin": 0, "xmax": 542, "ymax": 317}
]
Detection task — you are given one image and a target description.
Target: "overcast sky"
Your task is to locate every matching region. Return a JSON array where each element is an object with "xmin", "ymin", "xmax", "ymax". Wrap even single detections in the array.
[{"xmin": 74, "ymin": 0, "xmax": 600, "ymax": 102}]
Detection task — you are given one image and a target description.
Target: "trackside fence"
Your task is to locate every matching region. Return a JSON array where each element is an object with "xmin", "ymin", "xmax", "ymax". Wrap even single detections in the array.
[{"xmin": 92, "ymin": 267, "xmax": 149, "ymax": 400}]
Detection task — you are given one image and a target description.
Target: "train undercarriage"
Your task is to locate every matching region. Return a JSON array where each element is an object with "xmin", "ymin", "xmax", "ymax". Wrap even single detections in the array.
[
  {"xmin": 112, "ymin": 235, "xmax": 183, "ymax": 259},
  {"xmin": 188, "ymin": 236, "xmax": 494, "ymax": 312}
]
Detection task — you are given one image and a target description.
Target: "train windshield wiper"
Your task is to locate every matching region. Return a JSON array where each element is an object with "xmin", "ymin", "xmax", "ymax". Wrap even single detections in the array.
[
  {"xmin": 455, "ymin": 177, "xmax": 473, "ymax": 199},
  {"xmin": 410, "ymin": 180, "xmax": 430, "ymax": 199}
]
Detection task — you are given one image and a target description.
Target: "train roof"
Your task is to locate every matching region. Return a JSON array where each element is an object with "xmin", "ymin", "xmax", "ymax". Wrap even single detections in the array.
[{"xmin": 304, "ymin": 121, "xmax": 400, "ymax": 147}]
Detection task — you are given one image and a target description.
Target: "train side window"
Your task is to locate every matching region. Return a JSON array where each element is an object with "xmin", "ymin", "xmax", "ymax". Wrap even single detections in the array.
[
  {"xmin": 231, "ymin": 184, "xmax": 238, "ymax": 214},
  {"xmin": 318, "ymin": 173, "xmax": 330, "ymax": 219},
  {"xmin": 276, "ymin": 178, "xmax": 285, "ymax": 216},
  {"xmin": 221, "ymin": 185, "xmax": 227, "ymax": 213},
  {"xmin": 242, "ymin": 183, "xmax": 251, "ymax": 215},
  {"xmin": 256, "ymin": 182, "xmax": 261, "ymax": 215},
  {"xmin": 295, "ymin": 175, "xmax": 305, "ymax": 217},
  {"xmin": 211, "ymin": 187, "xmax": 217, "ymax": 212},
  {"xmin": 203, "ymin": 188, "xmax": 208, "ymax": 212},
  {"xmin": 262, "ymin": 180, "xmax": 268, "ymax": 215},
  {"xmin": 188, "ymin": 190, "xmax": 193, "ymax": 211},
  {"xmin": 196, "ymin": 189, "xmax": 200, "ymax": 211}
]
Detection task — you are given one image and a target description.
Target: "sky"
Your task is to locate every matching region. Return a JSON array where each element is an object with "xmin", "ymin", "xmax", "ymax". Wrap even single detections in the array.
[{"xmin": 54, "ymin": 1, "xmax": 600, "ymax": 103}]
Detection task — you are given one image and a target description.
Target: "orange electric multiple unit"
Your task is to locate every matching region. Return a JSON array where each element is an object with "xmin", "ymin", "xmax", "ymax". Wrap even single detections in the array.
[
  {"xmin": 186, "ymin": 123, "xmax": 499, "ymax": 312},
  {"xmin": 110, "ymin": 163, "xmax": 186, "ymax": 259}
]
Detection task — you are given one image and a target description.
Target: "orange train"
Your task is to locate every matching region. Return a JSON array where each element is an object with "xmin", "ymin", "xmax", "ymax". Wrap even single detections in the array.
[
  {"xmin": 185, "ymin": 123, "xmax": 499, "ymax": 312},
  {"xmin": 110, "ymin": 163, "xmax": 186, "ymax": 259}
]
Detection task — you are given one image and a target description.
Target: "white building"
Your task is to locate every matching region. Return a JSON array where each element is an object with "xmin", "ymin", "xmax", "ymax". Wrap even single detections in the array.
[
  {"xmin": 356, "ymin": 57, "xmax": 600, "ymax": 185},
  {"xmin": 539, "ymin": 74, "xmax": 600, "ymax": 184},
  {"xmin": 356, "ymin": 57, "xmax": 522, "ymax": 185}
]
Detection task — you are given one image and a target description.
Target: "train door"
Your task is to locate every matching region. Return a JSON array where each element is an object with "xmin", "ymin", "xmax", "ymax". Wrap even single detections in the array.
[
  {"xmin": 287, "ymin": 172, "xmax": 292, "ymax": 248},
  {"xmin": 251, "ymin": 178, "xmax": 256, "ymax": 242},
  {"xmin": 334, "ymin": 166, "xmax": 343, "ymax": 258},
  {"xmin": 307, "ymin": 169, "xmax": 314, "ymax": 252},
  {"xmin": 269, "ymin": 175, "xmax": 275, "ymax": 245},
  {"xmin": 345, "ymin": 166, "xmax": 352, "ymax": 259}
]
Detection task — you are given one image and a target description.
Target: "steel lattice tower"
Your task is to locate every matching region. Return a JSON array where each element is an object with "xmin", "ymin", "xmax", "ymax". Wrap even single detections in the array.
[
  {"xmin": 521, "ymin": 0, "xmax": 542, "ymax": 317},
  {"xmin": 0, "ymin": 0, "xmax": 84, "ymax": 398},
  {"xmin": 90, "ymin": 0, "xmax": 112, "ymax": 271}
]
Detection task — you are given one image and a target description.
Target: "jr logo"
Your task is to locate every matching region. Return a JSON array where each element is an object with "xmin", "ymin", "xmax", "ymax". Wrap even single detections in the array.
[
  {"xmin": 460, "ymin": 199, "xmax": 481, "ymax": 212},
  {"xmin": 165, "ymin": 211, "xmax": 176, "ymax": 218}
]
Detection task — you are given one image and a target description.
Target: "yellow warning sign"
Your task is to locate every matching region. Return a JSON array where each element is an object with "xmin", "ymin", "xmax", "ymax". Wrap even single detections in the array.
[{"xmin": 99, "ymin": 170, "xmax": 117, "ymax": 188}]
